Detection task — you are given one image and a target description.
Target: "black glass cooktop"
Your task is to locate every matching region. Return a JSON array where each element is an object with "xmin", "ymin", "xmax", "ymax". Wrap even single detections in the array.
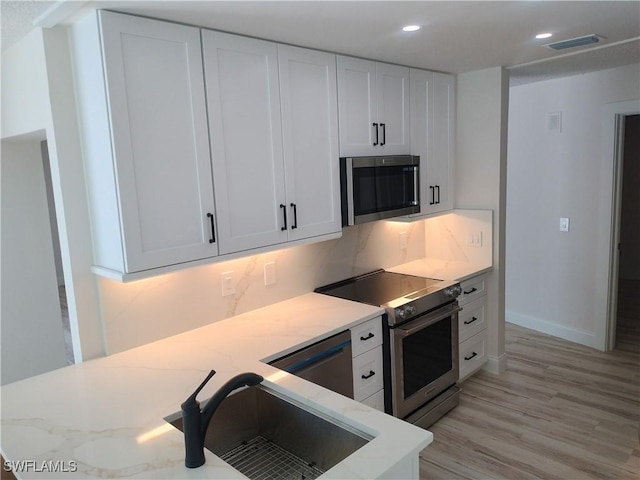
[{"xmin": 316, "ymin": 269, "xmax": 443, "ymax": 307}]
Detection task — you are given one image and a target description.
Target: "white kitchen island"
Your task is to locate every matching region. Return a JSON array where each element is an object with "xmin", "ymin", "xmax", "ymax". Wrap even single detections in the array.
[{"xmin": 0, "ymin": 293, "xmax": 431, "ymax": 479}]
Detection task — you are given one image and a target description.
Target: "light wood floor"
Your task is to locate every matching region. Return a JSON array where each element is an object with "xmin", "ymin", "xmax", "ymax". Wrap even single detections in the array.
[{"xmin": 419, "ymin": 284, "xmax": 640, "ymax": 479}]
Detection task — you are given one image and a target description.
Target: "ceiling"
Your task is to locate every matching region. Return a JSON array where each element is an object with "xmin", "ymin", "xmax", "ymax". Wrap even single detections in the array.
[{"xmin": 2, "ymin": 1, "xmax": 639, "ymax": 85}]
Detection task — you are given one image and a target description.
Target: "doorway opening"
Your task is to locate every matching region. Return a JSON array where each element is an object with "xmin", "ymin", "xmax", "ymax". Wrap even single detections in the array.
[
  {"xmin": 41, "ymin": 140, "xmax": 75, "ymax": 364},
  {"xmin": 614, "ymin": 114, "xmax": 640, "ymax": 352}
]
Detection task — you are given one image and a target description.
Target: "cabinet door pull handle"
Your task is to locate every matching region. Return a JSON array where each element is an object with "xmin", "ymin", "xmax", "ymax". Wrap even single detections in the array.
[
  {"xmin": 435, "ymin": 185, "xmax": 441, "ymax": 204},
  {"xmin": 464, "ymin": 352, "xmax": 478, "ymax": 361},
  {"xmin": 380, "ymin": 123, "xmax": 386, "ymax": 145},
  {"xmin": 360, "ymin": 332, "xmax": 374, "ymax": 341},
  {"xmin": 463, "ymin": 287, "xmax": 478, "ymax": 295},
  {"xmin": 372, "ymin": 123, "xmax": 379, "ymax": 146},
  {"xmin": 361, "ymin": 370, "xmax": 376, "ymax": 380},
  {"xmin": 290, "ymin": 203, "xmax": 298, "ymax": 229},
  {"xmin": 464, "ymin": 316, "xmax": 478, "ymax": 325},
  {"xmin": 280, "ymin": 204, "xmax": 288, "ymax": 231},
  {"xmin": 207, "ymin": 213, "xmax": 216, "ymax": 243},
  {"xmin": 429, "ymin": 186, "xmax": 435, "ymax": 205}
]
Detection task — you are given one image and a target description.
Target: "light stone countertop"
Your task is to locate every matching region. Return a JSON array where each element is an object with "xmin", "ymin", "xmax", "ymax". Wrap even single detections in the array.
[
  {"xmin": 389, "ymin": 258, "xmax": 493, "ymax": 282},
  {"xmin": 1, "ymin": 293, "xmax": 432, "ymax": 479}
]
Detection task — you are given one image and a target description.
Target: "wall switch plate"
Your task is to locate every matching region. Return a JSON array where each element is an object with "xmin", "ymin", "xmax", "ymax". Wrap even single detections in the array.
[
  {"xmin": 221, "ymin": 271, "xmax": 235, "ymax": 296},
  {"xmin": 560, "ymin": 217, "xmax": 570, "ymax": 232},
  {"xmin": 399, "ymin": 232, "xmax": 408, "ymax": 251},
  {"xmin": 264, "ymin": 262, "xmax": 277, "ymax": 286}
]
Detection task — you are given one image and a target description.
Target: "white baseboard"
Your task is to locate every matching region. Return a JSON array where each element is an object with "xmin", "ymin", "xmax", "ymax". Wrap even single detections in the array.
[
  {"xmin": 506, "ymin": 310, "xmax": 596, "ymax": 348},
  {"xmin": 483, "ymin": 352, "xmax": 507, "ymax": 374}
]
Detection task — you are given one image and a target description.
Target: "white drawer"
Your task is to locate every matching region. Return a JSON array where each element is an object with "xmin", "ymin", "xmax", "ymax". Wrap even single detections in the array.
[
  {"xmin": 458, "ymin": 274, "xmax": 486, "ymax": 306},
  {"xmin": 350, "ymin": 316, "xmax": 383, "ymax": 357},
  {"xmin": 459, "ymin": 330, "xmax": 488, "ymax": 380},
  {"xmin": 360, "ymin": 389, "xmax": 385, "ymax": 412},
  {"xmin": 458, "ymin": 296, "xmax": 487, "ymax": 342},
  {"xmin": 353, "ymin": 345, "xmax": 384, "ymax": 401}
]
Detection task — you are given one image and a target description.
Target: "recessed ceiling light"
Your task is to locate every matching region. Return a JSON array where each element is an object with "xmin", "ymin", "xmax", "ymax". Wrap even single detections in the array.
[
  {"xmin": 535, "ymin": 32, "xmax": 553, "ymax": 39},
  {"xmin": 402, "ymin": 25, "xmax": 421, "ymax": 32}
]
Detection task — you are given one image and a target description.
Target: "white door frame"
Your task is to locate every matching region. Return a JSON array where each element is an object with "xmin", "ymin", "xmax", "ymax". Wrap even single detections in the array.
[{"xmin": 601, "ymin": 99, "xmax": 640, "ymax": 351}]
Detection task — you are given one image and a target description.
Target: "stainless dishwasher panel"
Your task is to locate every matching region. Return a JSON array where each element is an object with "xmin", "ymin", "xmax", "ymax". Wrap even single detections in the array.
[{"xmin": 270, "ymin": 330, "xmax": 354, "ymax": 399}]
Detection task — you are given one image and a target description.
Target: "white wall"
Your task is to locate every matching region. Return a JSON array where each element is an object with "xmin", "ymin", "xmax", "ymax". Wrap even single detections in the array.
[
  {"xmin": 1, "ymin": 27, "xmax": 106, "ymax": 375},
  {"xmin": 1, "ymin": 139, "xmax": 68, "ymax": 385},
  {"xmin": 455, "ymin": 67, "xmax": 509, "ymax": 374},
  {"xmin": 98, "ymin": 220, "xmax": 425, "ymax": 353},
  {"xmin": 506, "ymin": 64, "xmax": 640, "ymax": 348},
  {"xmin": 0, "ymin": 30, "xmax": 49, "ymax": 139}
]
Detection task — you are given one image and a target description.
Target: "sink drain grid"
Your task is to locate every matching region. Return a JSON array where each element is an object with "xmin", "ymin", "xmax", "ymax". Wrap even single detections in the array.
[{"xmin": 220, "ymin": 436, "xmax": 325, "ymax": 480}]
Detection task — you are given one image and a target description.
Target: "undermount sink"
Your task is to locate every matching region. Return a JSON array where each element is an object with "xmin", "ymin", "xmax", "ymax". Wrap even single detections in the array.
[{"xmin": 165, "ymin": 385, "xmax": 371, "ymax": 479}]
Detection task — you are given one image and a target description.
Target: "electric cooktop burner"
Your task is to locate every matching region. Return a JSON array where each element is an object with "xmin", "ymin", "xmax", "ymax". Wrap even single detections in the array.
[
  {"xmin": 319, "ymin": 271, "xmax": 442, "ymax": 306},
  {"xmin": 316, "ymin": 269, "xmax": 461, "ymax": 326}
]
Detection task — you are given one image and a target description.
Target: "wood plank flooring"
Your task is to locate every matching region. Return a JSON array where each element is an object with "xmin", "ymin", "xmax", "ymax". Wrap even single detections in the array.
[{"xmin": 419, "ymin": 290, "xmax": 640, "ymax": 479}]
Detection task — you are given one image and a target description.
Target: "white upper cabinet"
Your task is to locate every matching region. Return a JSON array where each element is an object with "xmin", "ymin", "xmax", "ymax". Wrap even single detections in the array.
[
  {"xmin": 73, "ymin": 11, "xmax": 217, "ymax": 275},
  {"xmin": 337, "ymin": 56, "xmax": 410, "ymax": 156},
  {"xmin": 202, "ymin": 34, "xmax": 341, "ymax": 255},
  {"xmin": 278, "ymin": 45, "xmax": 342, "ymax": 241},
  {"xmin": 410, "ymin": 69, "xmax": 455, "ymax": 216},
  {"xmin": 202, "ymin": 31, "xmax": 287, "ymax": 255}
]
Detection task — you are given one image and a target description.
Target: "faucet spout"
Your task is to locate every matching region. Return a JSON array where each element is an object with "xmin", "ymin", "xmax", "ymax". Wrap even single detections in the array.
[{"xmin": 181, "ymin": 370, "xmax": 263, "ymax": 468}]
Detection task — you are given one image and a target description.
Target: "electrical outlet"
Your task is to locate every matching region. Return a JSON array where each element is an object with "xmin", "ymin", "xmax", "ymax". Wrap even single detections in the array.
[
  {"xmin": 264, "ymin": 262, "xmax": 277, "ymax": 286},
  {"xmin": 560, "ymin": 217, "xmax": 570, "ymax": 232},
  {"xmin": 221, "ymin": 271, "xmax": 235, "ymax": 296}
]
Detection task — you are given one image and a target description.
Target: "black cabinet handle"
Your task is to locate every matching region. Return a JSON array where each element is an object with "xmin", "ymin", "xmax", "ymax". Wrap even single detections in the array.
[
  {"xmin": 429, "ymin": 186, "xmax": 435, "ymax": 205},
  {"xmin": 372, "ymin": 123, "xmax": 379, "ymax": 146},
  {"xmin": 361, "ymin": 370, "xmax": 376, "ymax": 380},
  {"xmin": 290, "ymin": 203, "xmax": 298, "ymax": 229},
  {"xmin": 464, "ymin": 316, "xmax": 478, "ymax": 325},
  {"xmin": 207, "ymin": 213, "xmax": 215, "ymax": 243},
  {"xmin": 280, "ymin": 204, "xmax": 287, "ymax": 231},
  {"xmin": 435, "ymin": 185, "xmax": 441, "ymax": 204},
  {"xmin": 463, "ymin": 287, "xmax": 478, "ymax": 295},
  {"xmin": 380, "ymin": 123, "xmax": 386, "ymax": 145},
  {"xmin": 360, "ymin": 332, "xmax": 374, "ymax": 341},
  {"xmin": 464, "ymin": 352, "xmax": 478, "ymax": 361}
]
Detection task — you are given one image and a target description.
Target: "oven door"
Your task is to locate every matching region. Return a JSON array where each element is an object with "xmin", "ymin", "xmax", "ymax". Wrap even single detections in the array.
[{"xmin": 390, "ymin": 302, "xmax": 460, "ymax": 419}]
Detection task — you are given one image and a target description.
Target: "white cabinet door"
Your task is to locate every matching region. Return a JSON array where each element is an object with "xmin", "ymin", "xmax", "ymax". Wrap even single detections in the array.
[
  {"xmin": 431, "ymin": 72, "xmax": 455, "ymax": 212},
  {"xmin": 376, "ymin": 62, "xmax": 410, "ymax": 154},
  {"xmin": 337, "ymin": 56, "xmax": 377, "ymax": 156},
  {"xmin": 337, "ymin": 56, "xmax": 410, "ymax": 156},
  {"xmin": 410, "ymin": 69, "xmax": 455, "ymax": 216},
  {"xmin": 99, "ymin": 11, "xmax": 217, "ymax": 272},
  {"xmin": 278, "ymin": 45, "xmax": 341, "ymax": 241},
  {"xmin": 203, "ymin": 31, "xmax": 287, "ymax": 255}
]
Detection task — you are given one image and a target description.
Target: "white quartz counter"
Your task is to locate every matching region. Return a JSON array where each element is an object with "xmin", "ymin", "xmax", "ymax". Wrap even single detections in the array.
[
  {"xmin": 1, "ymin": 293, "xmax": 431, "ymax": 479},
  {"xmin": 389, "ymin": 258, "xmax": 492, "ymax": 282}
]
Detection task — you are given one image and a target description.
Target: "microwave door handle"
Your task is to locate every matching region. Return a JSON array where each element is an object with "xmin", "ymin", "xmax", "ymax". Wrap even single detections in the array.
[
  {"xmin": 414, "ymin": 166, "xmax": 419, "ymax": 205},
  {"xmin": 346, "ymin": 157, "xmax": 355, "ymax": 225},
  {"xmin": 397, "ymin": 305, "xmax": 462, "ymax": 336}
]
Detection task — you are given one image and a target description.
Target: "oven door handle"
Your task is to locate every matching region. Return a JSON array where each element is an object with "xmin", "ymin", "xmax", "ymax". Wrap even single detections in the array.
[{"xmin": 397, "ymin": 304, "xmax": 462, "ymax": 336}]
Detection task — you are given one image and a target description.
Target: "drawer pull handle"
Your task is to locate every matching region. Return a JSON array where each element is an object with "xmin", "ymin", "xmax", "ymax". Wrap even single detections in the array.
[
  {"xmin": 464, "ymin": 352, "xmax": 478, "ymax": 361},
  {"xmin": 361, "ymin": 370, "xmax": 376, "ymax": 380},
  {"xmin": 463, "ymin": 287, "xmax": 478, "ymax": 295},
  {"xmin": 360, "ymin": 332, "xmax": 375, "ymax": 341},
  {"xmin": 464, "ymin": 316, "xmax": 478, "ymax": 325}
]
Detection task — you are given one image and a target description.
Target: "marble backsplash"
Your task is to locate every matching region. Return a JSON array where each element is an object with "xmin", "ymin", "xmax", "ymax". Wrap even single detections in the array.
[{"xmin": 98, "ymin": 220, "xmax": 425, "ymax": 354}]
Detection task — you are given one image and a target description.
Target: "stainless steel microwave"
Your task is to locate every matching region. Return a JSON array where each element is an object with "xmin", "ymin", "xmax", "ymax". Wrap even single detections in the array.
[{"xmin": 340, "ymin": 155, "xmax": 420, "ymax": 226}]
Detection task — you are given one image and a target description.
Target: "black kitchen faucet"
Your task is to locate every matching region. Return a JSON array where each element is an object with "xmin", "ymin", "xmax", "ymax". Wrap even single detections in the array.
[{"xmin": 180, "ymin": 369, "xmax": 263, "ymax": 468}]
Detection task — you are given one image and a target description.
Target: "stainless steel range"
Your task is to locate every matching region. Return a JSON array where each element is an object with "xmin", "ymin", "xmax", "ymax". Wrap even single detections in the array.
[{"xmin": 316, "ymin": 269, "xmax": 462, "ymax": 428}]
